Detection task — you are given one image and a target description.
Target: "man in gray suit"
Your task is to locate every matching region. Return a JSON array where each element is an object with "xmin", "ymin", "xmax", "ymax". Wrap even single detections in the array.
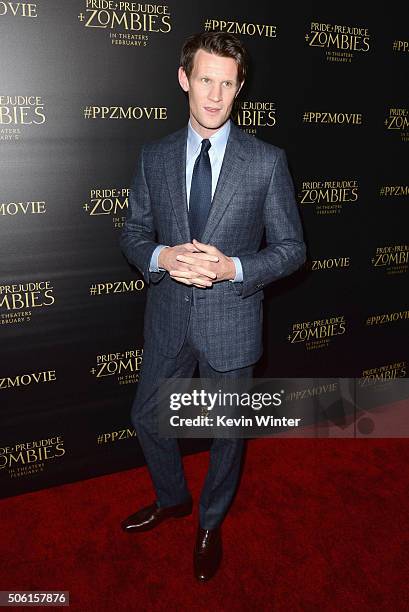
[{"xmin": 120, "ymin": 31, "xmax": 306, "ymax": 581}]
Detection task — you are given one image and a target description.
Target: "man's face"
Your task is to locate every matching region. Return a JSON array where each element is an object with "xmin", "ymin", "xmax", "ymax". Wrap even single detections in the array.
[{"xmin": 178, "ymin": 49, "xmax": 243, "ymax": 138}]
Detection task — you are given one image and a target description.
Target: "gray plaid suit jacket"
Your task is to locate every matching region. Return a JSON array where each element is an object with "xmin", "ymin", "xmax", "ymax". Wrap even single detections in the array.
[{"xmin": 120, "ymin": 122, "xmax": 306, "ymax": 371}]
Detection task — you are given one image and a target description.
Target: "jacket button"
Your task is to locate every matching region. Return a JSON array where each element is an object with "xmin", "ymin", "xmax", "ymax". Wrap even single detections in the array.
[{"xmin": 184, "ymin": 295, "xmax": 190, "ymax": 302}]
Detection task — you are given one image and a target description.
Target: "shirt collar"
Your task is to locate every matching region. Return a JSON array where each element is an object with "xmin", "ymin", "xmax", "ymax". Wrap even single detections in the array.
[{"xmin": 187, "ymin": 119, "xmax": 231, "ymax": 158}]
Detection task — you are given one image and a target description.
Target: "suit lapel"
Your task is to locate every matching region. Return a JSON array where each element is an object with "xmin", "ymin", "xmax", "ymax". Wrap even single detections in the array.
[
  {"xmin": 164, "ymin": 126, "xmax": 191, "ymax": 243},
  {"xmin": 201, "ymin": 122, "xmax": 252, "ymax": 244},
  {"xmin": 164, "ymin": 122, "xmax": 253, "ymax": 244}
]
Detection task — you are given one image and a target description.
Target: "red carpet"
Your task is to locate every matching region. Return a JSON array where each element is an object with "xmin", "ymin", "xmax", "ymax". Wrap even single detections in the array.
[{"xmin": 1, "ymin": 436, "xmax": 409, "ymax": 611}]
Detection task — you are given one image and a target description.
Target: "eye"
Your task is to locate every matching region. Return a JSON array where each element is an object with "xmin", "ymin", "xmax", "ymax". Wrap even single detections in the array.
[
  {"xmin": 201, "ymin": 77, "xmax": 210, "ymax": 84},
  {"xmin": 223, "ymin": 81, "xmax": 233, "ymax": 88}
]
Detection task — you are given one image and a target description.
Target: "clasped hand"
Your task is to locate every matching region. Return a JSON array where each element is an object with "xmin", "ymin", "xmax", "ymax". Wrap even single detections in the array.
[{"xmin": 158, "ymin": 239, "xmax": 235, "ymax": 288}]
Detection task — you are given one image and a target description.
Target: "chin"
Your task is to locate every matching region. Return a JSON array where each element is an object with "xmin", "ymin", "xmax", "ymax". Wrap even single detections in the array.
[{"xmin": 200, "ymin": 118, "xmax": 227, "ymax": 130}]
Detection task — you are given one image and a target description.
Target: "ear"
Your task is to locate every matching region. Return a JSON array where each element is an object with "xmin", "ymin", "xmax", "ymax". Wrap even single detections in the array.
[
  {"xmin": 178, "ymin": 66, "xmax": 190, "ymax": 92},
  {"xmin": 235, "ymin": 80, "xmax": 244, "ymax": 98}
]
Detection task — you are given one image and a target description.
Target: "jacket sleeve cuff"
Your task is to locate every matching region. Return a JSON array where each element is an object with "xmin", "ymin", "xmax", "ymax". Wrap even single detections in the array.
[
  {"xmin": 149, "ymin": 244, "xmax": 169, "ymax": 272},
  {"xmin": 229, "ymin": 257, "xmax": 243, "ymax": 283}
]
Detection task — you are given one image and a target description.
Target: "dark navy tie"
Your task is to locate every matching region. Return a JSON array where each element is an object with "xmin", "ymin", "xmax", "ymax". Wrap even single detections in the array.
[{"xmin": 188, "ymin": 138, "xmax": 212, "ymax": 241}]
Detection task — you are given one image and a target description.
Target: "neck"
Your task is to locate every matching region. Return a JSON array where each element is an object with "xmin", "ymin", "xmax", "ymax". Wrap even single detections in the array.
[{"xmin": 189, "ymin": 116, "xmax": 228, "ymax": 139}]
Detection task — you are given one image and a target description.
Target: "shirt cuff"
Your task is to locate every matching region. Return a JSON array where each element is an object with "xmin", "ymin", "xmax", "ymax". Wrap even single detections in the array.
[
  {"xmin": 229, "ymin": 257, "xmax": 243, "ymax": 282},
  {"xmin": 149, "ymin": 245, "xmax": 169, "ymax": 272}
]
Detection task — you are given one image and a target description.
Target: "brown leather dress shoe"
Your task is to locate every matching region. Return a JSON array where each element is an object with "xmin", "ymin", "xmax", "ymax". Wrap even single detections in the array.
[
  {"xmin": 121, "ymin": 497, "xmax": 193, "ymax": 533},
  {"xmin": 193, "ymin": 526, "xmax": 222, "ymax": 581}
]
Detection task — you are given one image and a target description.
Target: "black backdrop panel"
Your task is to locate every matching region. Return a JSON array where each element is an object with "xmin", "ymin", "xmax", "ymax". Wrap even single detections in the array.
[{"xmin": 1, "ymin": 2, "xmax": 408, "ymax": 497}]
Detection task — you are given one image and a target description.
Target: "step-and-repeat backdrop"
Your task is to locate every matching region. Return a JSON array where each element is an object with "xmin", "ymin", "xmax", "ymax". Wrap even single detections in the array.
[{"xmin": 1, "ymin": 2, "xmax": 408, "ymax": 497}]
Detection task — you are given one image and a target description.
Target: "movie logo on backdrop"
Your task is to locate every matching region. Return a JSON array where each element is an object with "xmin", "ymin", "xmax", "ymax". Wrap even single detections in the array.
[
  {"xmin": 371, "ymin": 245, "xmax": 409, "ymax": 275},
  {"xmin": 305, "ymin": 21, "xmax": 370, "ymax": 62},
  {"xmin": 299, "ymin": 179, "xmax": 359, "ymax": 215},
  {"xmin": 83, "ymin": 187, "xmax": 129, "ymax": 229},
  {"xmin": 392, "ymin": 39, "xmax": 409, "ymax": 53},
  {"xmin": 303, "ymin": 111, "xmax": 363, "ymax": 125},
  {"xmin": 0, "ymin": 1, "xmax": 37, "ymax": 18},
  {"xmin": 285, "ymin": 381, "xmax": 339, "ymax": 403},
  {"xmin": 385, "ymin": 108, "xmax": 409, "ymax": 142},
  {"xmin": 0, "ymin": 199, "xmax": 46, "ymax": 216},
  {"xmin": 361, "ymin": 361, "xmax": 407, "ymax": 381},
  {"xmin": 307, "ymin": 256, "xmax": 351, "ymax": 272},
  {"xmin": 203, "ymin": 18, "xmax": 277, "ymax": 38},
  {"xmin": 83, "ymin": 105, "xmax": 167, "ymax": 121},
  {"xmin": 96, "ymin": 427, "xmax": 136, "ymax": 446},
  {"xmin": 0, "ymin": 369, "xmax": 57, "ymax": 391},
  {"xmin": 366, "ymin": 310, "xmax": 409, "ymax": 326},
  {"xmin": 90, "ymin": 349, "xmax": 143, "ymax": 386},
  {"xmin": 378, "ymin": 184, "xmax": 409, "ymax": 199},
  {"xmin": 232, "ymin": 101, "xmax": 276, "ymax": 136},
  {"xmin": 0, "ymin": 95, "xmax": 45, "ymax": 142},
  {"xmin": 0, "ymin": 281, "xmax": 55, "ymax": 326},
  {"xmin": 288, "ymin": 316, "xmax": 347, "ymax": 350},
  {"xmin": 88, "ymin": 279, "xmax": 145, "ymax": 297},
  {"xmin": 77, "ymin": 1, "xmax": 171, "ymax": 47},
  {"xmin": 0, "ymin": 436, "xmax": 66, "ymax": 479}
]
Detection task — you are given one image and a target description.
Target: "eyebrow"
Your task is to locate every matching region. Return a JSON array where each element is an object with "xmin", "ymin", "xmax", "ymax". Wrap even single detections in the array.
[{"xmin": 199, "ymin": 75, "xmax": 237, "ymax": 83}]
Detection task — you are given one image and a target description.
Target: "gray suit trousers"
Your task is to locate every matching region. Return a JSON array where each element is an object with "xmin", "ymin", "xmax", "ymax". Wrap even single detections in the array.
[{"xmin": 130, "ymin": 295, "xmax": 254, "ymax": 530}]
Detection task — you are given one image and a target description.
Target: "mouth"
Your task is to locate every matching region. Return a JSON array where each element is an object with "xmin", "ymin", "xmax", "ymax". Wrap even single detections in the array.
[{"xmin": 204, "ymin": 107, "xmax": 221, "ymax": 114}]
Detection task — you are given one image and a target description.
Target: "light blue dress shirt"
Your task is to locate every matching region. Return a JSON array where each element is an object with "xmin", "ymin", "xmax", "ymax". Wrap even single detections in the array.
[{"xmin": 149, "ymin": 119, "xmax": 243, "ymax": 282}]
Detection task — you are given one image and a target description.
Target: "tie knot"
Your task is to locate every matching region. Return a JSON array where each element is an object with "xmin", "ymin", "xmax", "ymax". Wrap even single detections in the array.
[{"xmin": 201, "ymin": 139, "xmax": 211, "ymax": 154}]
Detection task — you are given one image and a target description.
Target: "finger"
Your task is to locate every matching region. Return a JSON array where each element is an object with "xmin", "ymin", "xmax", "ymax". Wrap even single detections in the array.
[
  {"xmin": 192, "ymin": 278, "xmax": 213, "ymax": 287},
  {"xmin": 180, "ymin": 252, "xmax": 219, "ymax": 261},
  {"xmin": 171, "ymin": 277, "xmax": 192, "ymax": 285},
  {"xmin": 183, "ymin": 243, "xmax": 200, "ymax": 252},
  {"xmin": 170, "ymin": 268, "xmax": 216, "ymax": 280},
  {"xmin": 170, "ymin": 271, "xmax": 212, "ymax": 285},
  {"xmin": 176, "ymin": 265, "xmax": 217, "ymax": 280},
  {"xmin": 176, "ymin": 254, "xmax": 219, "ymax": 264},
  {"xmin": 190, "ymin": 265, "xmax": 217, "ymax": 279},
  {"xmin": 172, "ymin": 261, "xmax": 211, "ymax": 273},
  {"xmin": 192, "ymin": 239, "xmax": 217, "ymax": 254}
]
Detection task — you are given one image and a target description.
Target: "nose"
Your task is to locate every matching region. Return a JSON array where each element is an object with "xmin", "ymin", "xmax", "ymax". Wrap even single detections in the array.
[{"xmin": 208, "ymin": 82, "xmax": 222, "ymax": 102}]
